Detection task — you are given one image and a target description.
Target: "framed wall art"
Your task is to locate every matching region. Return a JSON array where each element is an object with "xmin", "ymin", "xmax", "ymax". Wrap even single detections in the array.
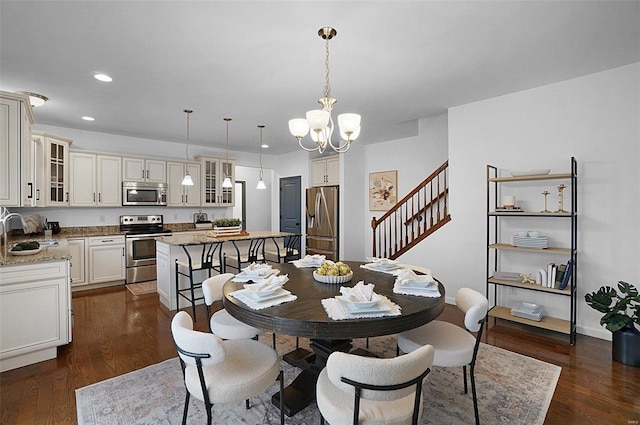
[{"xmin": 369, "ymin": 170, "xmax": 397, "ymax": 211}]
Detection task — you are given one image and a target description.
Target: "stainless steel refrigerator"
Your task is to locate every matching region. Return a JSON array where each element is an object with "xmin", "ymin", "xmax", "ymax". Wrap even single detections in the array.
[{"xmin": 306, "ymin": 186, "xmax": 339, "ymax": 260}]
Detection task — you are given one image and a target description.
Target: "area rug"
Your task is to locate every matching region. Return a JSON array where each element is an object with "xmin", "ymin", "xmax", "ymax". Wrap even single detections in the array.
[
  {"xmin": 76, "ymin": 335, "xmax": 560, "ymax": 425},
  {"xmin": 125, "ymin": 280, "xmax": 157, "ymax": 296}
]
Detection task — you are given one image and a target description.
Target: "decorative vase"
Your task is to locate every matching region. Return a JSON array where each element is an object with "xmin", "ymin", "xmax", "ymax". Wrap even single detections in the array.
[{"xmin": 612, "ymin": 322, "xmax": 640, "ymax": 367}]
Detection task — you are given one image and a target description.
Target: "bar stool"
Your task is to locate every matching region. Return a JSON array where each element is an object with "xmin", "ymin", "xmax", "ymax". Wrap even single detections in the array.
[
  {"xmin": 223, "ymin": 237, "xmax": 266, "ymax": 273},
  {"xmin": 266, "ymin": 234, "xmax": 301, "ymax": 264},
  {"xmin": 175, "ymin": 241, "xmax": 224, "ymax": 321}
]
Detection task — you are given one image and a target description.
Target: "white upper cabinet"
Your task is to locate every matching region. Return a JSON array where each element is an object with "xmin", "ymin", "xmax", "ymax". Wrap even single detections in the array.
[
  {"xmin": 197, "ymin": 156, "xmax": 235, "ymax": 207},
  {"xmin": 31, "ymin": 131, "xmax": 72, "ymax": 207},
  {"xmin": 311, "ymin": 156, "xmax": 340, "ymax": 187},
  {"xmin": 0, "ymin": 91, "xmax": 34, "ymax": 207},
  {"xmin": 167, "ymin": 161, "xmax": 201, "ymax": 207},
  {"xmin": 122, "ymin": 157, "xmax": 166, "ymax": 183},
  {"xmin": 70, "ymin": 152, "xmax": 121, "ymax": 207}
]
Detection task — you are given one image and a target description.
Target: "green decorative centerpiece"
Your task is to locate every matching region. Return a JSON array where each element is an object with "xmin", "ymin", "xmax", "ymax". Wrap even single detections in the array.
[
  {"xmin": 585, "ymin": 281, "xmax": 640, "ymax": 366},
  {"xmin": 211, "ymin": 218, "xmax": 243, "ymax": 236}
]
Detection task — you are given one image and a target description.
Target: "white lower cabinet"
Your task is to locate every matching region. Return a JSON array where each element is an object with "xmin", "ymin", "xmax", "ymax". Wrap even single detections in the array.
[
  {"xmin": 68, "ymin": 238, "xmax": 87, "ymax": 287},
  {"xmin": 0, "ymin": 260, "xmax": 72, "ymax": 372},
  {"xmin": 88, "ymin": 236, "xmax": 125, "ymax": 284}
]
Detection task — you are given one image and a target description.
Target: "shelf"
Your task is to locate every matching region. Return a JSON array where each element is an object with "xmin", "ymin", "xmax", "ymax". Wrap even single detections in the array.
[
  {"xmin": 488, "ymin": 277, "xmax": 572, "ymax": 295},
  {"xmin": 489, "ymin": 243, "xmax": 571, "ymax": 255},
  {"xmin": 488, "ymin": 173, "xmax": 572, "ymax": 183},
  {"xmin": 488, "ymin": 211, "xmax": 573, "ymax": 217},
  {"xmin": 488, "ymin": 306, "xmax": 571, "ymax": 334}
]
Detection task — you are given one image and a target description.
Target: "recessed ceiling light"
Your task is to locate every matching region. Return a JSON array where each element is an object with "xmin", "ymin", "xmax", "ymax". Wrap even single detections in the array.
[
  {"xmin": 261, "ymin": 144, "xmax": 269, "ymax": 149},
  {"xmin": 16, "ymin": 91, "xmax": 48, "ymax": 107},
  {"xmin": 82, "ymin": 116, "xmax": 95, "ymax": 121},
  {"xmin": 94, "ymin": 73, "xmax": 112, "ymax": 82}
]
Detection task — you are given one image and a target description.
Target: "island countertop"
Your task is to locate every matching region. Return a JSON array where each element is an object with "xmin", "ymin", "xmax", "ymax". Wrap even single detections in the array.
[
  {"xmin": 0, "ymin": 238, "xmax": 71, "ymax": 266},
  {"xmin": 156, "ymin": 230, "xmax": 298, "ymax": 246}
]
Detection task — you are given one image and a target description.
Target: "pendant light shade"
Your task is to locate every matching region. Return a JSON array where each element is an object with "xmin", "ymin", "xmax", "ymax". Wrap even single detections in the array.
[
  {"xmin": 222, "ymin": 118, "xmax": 233, "ymax": 188},
  {"xmin": 181, "ymin": 109, "xmax": 194, "ymax": 186},
  {"xmin": 257, "ymin": 125, "xmax": 266, "ymax": 190}
]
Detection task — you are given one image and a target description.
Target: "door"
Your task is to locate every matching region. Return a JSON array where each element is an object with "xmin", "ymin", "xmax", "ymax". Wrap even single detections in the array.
[{"xmin": 280, "ymin": 177, "xmax": 301, "ymax": 255}]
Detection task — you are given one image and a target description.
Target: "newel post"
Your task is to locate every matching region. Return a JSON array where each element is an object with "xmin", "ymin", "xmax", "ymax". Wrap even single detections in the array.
[{"xmin": 371, "ymin": 217, "xmax": 378, "ymax": 258}]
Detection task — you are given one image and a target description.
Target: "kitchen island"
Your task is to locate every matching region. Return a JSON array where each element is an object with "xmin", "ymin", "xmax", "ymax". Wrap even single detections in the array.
[
  {"xmin": 0, "ymin": 238, "xmax": 73, "ymax": 372},
  {"xmin": 155, "ymin": 231, "xmax": 298, "ymax": 312}
]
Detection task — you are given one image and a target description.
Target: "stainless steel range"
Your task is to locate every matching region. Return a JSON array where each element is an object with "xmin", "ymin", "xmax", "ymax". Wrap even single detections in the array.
[{"xmin": 120, "ymin": 215, "xmax": 172, "ymax": 284}]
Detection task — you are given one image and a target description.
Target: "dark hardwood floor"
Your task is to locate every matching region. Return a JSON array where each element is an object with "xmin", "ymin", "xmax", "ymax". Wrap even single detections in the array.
[{"xmin": 1, "ymin": 285, "xmax": 638, "ymax": 424}]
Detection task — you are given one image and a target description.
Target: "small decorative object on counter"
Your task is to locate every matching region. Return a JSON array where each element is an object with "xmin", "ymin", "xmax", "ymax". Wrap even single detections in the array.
[{"xmin": 211, "ymin": 218, "xmax": 243, "ymax": 236}]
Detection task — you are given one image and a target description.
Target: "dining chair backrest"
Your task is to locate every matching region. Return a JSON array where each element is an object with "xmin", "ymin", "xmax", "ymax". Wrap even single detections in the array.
[
  {"xmin": 202, "ymin": 273, "xmax": 235, "ymax": 305},
  {"xmin": 171, "ymin": 311, "xmax": 226, "ymax": 367},
  {"xmin": 456, "ymin": 288, "xmax": 489, "ymax": 333},
  {"xmin": 326, "ymin": 344, "xmax": 435, "ymax": 401}
]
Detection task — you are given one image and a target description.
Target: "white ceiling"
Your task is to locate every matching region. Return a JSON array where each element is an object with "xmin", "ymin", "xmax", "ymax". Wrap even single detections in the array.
[{"xmin": 1, "ymin": 1, "xmax": 638, "ymax": 155}]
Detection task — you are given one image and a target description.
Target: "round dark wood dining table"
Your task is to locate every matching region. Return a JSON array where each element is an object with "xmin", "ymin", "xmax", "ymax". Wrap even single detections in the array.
[{"xmin": 222, "ymin": 261, "xmax": 445, "ymax": 416}]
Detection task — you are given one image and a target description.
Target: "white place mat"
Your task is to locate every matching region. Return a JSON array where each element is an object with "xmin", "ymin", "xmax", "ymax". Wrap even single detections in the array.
[
  {"xmin": 229, "ymin": 288, "xmax": 297, "ymax": 310},
  {"xmin": 321, "ymin": 294, "xmax": 401, "ymax": 320}
]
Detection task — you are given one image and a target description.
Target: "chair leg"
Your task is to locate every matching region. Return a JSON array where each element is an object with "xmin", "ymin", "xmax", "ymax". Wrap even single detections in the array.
[
  {"xmin": 396, "ymin": 344, "xmax": 400, "ymax": 357},
  {"xmin": 245, "ymin": 399, "xmax": 250, "ymax": 410},
  {"xmin": 470, "ymin": 363, "xmax": 480, "ymax": 425},
  {"xmin": 320, "ymin": 416, "xmax": 325, "ymax": 425},
  {"xmin": 181, "ymin": 392, "xmax": 190, "ymax": 425},
  {"xmin": 463, "ymin": 365, "xmax": 468, "ymax": 394},
  {"xmin": 279, "ymin": 370, "xmax": 284, "ymax": 425},
  {"xmin": 272, "ymin": 333, "xmax": 277, "ymax": 349}
]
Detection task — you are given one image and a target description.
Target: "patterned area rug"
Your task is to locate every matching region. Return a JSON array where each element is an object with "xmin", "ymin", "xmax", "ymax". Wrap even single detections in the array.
[
  {"xmin": 125, "ymin": 280, "xmax": 157, "ymax": 296},
  {"xmin": 76, "ymin": 334, "xmax": 560, "ymax": 425}
]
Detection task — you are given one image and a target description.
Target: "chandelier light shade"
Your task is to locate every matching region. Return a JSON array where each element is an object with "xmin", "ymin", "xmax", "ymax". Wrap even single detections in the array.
[
  {"xmin": 222, "ymin": 118, "xmax": 233, "ymax": 188},
  {"xmin": 256, "ymin": 125, "xmax": 267, "ymax": 190},
  {"xmin": 288, "ymin": 27, "xmax": 361, "ymax": 154},
  {"xmin": 181, "ymin": 109, "xmax": 194, "ymax": 186}
]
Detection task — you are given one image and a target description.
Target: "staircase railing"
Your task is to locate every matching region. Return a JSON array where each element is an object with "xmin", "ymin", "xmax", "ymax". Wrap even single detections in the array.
[{"xmin": 371, "ymin": 161, "xmax": 451, "ymax": 259}]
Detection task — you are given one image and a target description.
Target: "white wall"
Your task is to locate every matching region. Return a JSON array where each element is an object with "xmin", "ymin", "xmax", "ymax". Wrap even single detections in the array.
[{"xmin": 374, "ymin": 63, "xmax": 639, "ymax": 340}]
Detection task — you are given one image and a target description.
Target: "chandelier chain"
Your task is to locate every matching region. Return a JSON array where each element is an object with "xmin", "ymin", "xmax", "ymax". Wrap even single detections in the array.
[{"xmin": 323, "ymin": 36, "xmax": 331, "ymax": 99}]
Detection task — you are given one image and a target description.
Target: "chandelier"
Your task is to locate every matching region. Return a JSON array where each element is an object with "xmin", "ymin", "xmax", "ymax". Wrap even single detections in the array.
[
  {"xmin": 181, "ymin": 109, "xmax": 194, "ymax": 186},
  {"xmin": 256, "ymin": 125, "xmax": 267, "ymax": 190},
  {"xmin": 288, "ymin": 27, "xmax": 361, "ymax": 154}
]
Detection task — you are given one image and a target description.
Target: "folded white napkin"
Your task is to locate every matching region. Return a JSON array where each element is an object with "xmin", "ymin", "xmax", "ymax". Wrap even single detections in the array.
[
  {"xmin": 242, "ymin": 262, "xmax": 273, "ymax": 276},
  {"xmin": 255, "ymin": 274, "xmax": 289, "ymax": 291},
  {"xmin": 292, "ymin": 254, "xmax": 326, "ymax": 268},
  {"xmin": 366, "ymin": 257, "xmax": 397, "ymax": 266},
  {"xmin": 395, "ymin": 268, "xmax": 436, "ymax": 287},
  {"xmin": 340, "ymin": 281, "xmax": 375, "ymax": 302}
]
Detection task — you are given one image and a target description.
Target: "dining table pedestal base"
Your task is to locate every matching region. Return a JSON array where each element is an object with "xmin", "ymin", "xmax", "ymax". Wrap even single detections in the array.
[{"xmin": 271, "ymin": 338, "xmax": 352, "ymax": 417}]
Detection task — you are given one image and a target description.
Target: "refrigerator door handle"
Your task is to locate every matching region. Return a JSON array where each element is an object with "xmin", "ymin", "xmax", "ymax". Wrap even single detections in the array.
[{"xmin": 315, "ymin": 191, "xmax": 322, "ymax": 230}]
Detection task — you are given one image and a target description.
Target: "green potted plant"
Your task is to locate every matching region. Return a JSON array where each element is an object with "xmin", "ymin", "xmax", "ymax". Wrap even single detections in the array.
[
  {"xmin": 211, "ymin": 218, "xmax": 242, "ymax": 236},
  {"xmin": 585, "ymin": 281, "xmax": 640, "ymax": 366}
]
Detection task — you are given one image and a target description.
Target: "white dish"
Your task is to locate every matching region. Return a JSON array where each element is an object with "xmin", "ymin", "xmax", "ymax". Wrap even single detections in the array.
[
  {"xmin": 234, "ymin": 269, "xmax": 279, "ymax": 282},
  {"xmin": 342, "ymin": 293, "xmax": 382, "ymax": 309},
  {"xmin": 242, "ymin": 287, "xmax": 291, "ymax": 302},
  {"xmin": 509, "ymin": 169, "xmax": 551, "ymax": 177},
  {"xmin": 335, "ymin": 296, "xmax": 391, "ymax": 314},
  {"xmin": 9, "ymin": 246, "xmax": 42, "ymax": 256},
  {"xmin": 366, "ymin": 263, "xmax": 402, "ymax": 271},
  {"xmin": 241, "ymin": 265, "xmax": 274, "ymax": 277},
  {"xmin": 398, "ymin": 280, "xmax": 439, "ymax": 290},
  {"xmin": 313, "ymin": 271, "xmax": 353, "ymax": 284},
  {"xmin": 242, "ymin": 283, "xmax": 280, "ymax": 297}
]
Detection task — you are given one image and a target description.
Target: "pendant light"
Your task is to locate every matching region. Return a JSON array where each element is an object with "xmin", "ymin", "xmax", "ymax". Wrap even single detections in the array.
[
  {"xmin": 256, "ymin": 125, "xmax": 267, "ymax": 190},
  {"xmin": 181, "ymin": 109, "xmax": 194, "ymax": 186},
  {"xmin": 222, "ymin": 118, "xmax": 233, "ymax": 188}
]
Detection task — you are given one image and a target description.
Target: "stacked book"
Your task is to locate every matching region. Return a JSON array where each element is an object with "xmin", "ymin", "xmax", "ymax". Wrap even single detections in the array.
[{"xmin": 512, "ymin": 235, "xmax": 548, "ymax": 249}]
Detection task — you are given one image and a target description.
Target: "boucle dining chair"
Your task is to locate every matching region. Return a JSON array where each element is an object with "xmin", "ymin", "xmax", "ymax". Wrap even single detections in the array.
[
  {"xmin": 201, "ymin": 273, "xmax": 264, "ymax": 341},
  {"xmin": 171, "ymin": 311, "xmax": 284, "ymax": 425},
  {"xmin": 316, "ymin": 344, "xmax": 435, "ymax": 425},
  {"xmin": 396, "ymin": 287, "xmax": 488, "ymax": 425}
]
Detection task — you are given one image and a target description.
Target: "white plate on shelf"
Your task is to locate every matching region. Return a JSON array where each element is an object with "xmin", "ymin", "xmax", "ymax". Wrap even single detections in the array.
[
  {"xmin": 509, "ymin": 169, "xmax": 551, "ymax": 177},
  {"xmin": 335, "ymin": 296, "xmax": 391, "ymax": 314}
]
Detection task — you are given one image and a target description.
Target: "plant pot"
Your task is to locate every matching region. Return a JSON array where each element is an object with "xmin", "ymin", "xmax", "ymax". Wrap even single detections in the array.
[{"xmin": 612, "ymin": 322, "xmax": 640, "ymax": 367}]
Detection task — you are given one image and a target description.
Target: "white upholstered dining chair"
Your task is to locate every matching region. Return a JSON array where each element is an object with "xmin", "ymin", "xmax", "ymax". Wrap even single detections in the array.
[
  {"xmin": 201, "ymin": 273, "xmax": 265, "ymax": 340},
  {"xmin": 316, "ymin": 344, "xmax": 435, "ymax": 425},
  {"xmin": 171, "ymin": 311, "xmax": 284, "ymax": 425},
  {"xmin": 396, "ymin": 287, "xmax": 488, "ymax": 425}
]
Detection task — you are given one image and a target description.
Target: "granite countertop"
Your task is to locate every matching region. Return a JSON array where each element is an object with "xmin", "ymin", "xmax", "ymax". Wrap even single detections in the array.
[
  {"xmin": 157, "ymin": 230, "xmax": 298, "ymax": 246},
  {"xmin": 0, "ymin": 238, "xmax": 71, "ymax": 266}
]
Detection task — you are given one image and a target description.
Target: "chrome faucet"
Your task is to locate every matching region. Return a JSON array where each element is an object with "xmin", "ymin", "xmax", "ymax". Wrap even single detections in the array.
[{"xmin": 0, "ymin": 208, "xmax": 27, "ymax": 247}]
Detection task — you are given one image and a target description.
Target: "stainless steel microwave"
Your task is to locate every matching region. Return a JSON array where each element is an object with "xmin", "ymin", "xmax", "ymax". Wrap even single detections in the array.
[{"xmin": 122, "ymin": 182, "xmax": 167, "ymax": 206}]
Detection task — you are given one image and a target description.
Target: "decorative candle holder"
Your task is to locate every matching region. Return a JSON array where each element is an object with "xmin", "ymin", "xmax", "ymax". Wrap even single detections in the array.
[
  {"xmin": 541, "ymin": 190, "xmax": 551, "ymax": 213},
  {"xmin": 554, "ymin": 184, "xmax": 568, "ymax": 213}
]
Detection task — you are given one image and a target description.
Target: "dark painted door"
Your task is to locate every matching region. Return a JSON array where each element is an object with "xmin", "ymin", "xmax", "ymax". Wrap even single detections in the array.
[{"xmin": 279, "ymin": 176, "xmax": 302, "ymax": 238}]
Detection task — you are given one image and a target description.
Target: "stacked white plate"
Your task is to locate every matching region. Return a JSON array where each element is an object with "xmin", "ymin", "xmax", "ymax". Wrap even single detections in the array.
[
  {"xmin": 512, "ymin": 235, "xmax": 548, "ymax": 249},
  {"xmin": 511, "ymin": 301, "xmax": 544, "ymax": 321}
]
